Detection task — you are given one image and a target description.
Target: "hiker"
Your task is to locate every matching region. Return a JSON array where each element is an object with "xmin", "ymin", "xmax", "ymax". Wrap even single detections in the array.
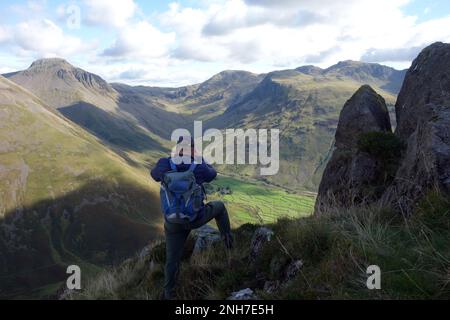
[{"xmin": 150, "ymin": 136, "xmax": 233, "ymax": 300}]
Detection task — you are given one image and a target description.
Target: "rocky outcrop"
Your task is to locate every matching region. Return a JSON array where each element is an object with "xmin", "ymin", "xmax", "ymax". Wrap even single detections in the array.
[
  {"xmin": 191, "ymin": 225, "xmax": 221, "ymax": 254},
  {"xmin": 381, "ymin": 43, "xmax": 450, "ymax": 214},
  {"xmin": 249, "ymin": 227, "xmax": 274, "ymax": 262},
  {"xmin": 395, "ymin": 42, "xmax": 450, "ymax": 141},
  {"xmin": 316, "ymin": 42, "xmax": 450, "ymax": 216},
  {"xmin": 316, "ymin": 85, "xmax": 392, "ymax": 210},
  {"xmin": 334, "ymin": 85, "xmax": 392, "ymax": 149},
  {"xmin": 382, "ymin": 103, "xmax": 450, "ymax": 214}
]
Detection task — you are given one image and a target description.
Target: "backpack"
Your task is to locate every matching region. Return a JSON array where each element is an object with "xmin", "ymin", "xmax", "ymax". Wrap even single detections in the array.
[{"xmin": 160, "ymin": 159, "xmax": 205, "ymax": 224}]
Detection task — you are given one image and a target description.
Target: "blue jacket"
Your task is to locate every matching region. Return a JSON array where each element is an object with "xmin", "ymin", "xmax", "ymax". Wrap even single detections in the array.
[{"xmin": 150, "ymin": 157, "xmax": 217, "ymax": 185}]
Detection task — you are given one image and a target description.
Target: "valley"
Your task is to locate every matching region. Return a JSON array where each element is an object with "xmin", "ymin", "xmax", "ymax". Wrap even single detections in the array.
[{"xmin": 1, "ymin": 57, "xmax": 406, "ymax": 298}]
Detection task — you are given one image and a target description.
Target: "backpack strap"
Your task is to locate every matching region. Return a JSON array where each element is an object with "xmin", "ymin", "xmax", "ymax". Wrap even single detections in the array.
[
  {"xmin": 188, "ymin": 162, "xmax": 197, "ymax": 172},
  {"xmin": 169, "ymin": 158, "xmax": 177, "ymax": 171}
]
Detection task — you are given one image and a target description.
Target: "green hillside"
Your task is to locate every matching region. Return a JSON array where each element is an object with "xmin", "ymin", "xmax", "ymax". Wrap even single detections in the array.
[
  {"xmin": 0, "ymin": 75, "xmax": 163, "ymax": 298},
  {"xmin": 207, "ymin": 176, "xmax": 315, "ymax": 226},
  {"xmin": 206, "ymin": 66, "xmax": 402, "ymax": 190}
]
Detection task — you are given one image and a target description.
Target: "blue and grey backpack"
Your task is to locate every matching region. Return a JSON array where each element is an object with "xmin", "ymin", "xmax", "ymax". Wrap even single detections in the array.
[{"xmin": 160, "ymin": 159, "xmax": 205, "ymax": 224}]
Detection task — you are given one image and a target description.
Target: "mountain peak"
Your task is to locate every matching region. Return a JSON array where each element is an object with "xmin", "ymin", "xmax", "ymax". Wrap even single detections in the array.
[
  {"xmin": 335, "ymin": 59, "xmax": 361, "ymax": 66},
  {"xmin": 295, "ymin": 65, "xmax": 323, "ymax": 75},
  {"xmin": 29, "ymin": 58, "xmax": 74, "ymax": 70},
  {"xmin": 5, "ymin": 57, "xmax": 117, "ymax": 109}
]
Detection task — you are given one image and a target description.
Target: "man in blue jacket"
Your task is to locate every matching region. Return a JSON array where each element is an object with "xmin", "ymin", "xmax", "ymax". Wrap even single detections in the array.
[{"xmin": 151, "ymin": 137, "xmax": 233, "ymax": 300}]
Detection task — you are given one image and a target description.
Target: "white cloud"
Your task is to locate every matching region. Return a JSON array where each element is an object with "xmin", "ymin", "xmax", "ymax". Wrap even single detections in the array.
[
  {"xmin": 102, "ymin": 21, "xmax": 175, "ymax": 59},
  {"xmin": 361, "ymin": 46, "xmax": 423, "ymax": 63},
  {"xmin": 84, "ymin": 0, "xmax": 137, "ymax": 28},
  {"xmin": 87, "ymin": 58, "xmax": 217, "ymax": 87},
  {"xmin": 156, "ymin": 0, "xmax": 449, "ymax": 70},
  {"xmin": 0, "ymin": 66, "xmax": 15, "ymax": 74},
  {"xmin": 12, "ymin": 19, "xmax": 94, "ymax": 58}
]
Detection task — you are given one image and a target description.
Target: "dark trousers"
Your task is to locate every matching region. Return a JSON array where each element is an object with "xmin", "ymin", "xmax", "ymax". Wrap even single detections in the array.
[{"xmin": 163, "ymin": 201, "xmax": 231, "ymax": 298}]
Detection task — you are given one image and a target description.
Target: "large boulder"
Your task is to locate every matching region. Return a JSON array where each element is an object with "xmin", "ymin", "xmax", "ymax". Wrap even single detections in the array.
[
  {"xmin": 315, "ymin": 85, "xmax": 392, "ymax": 211},
  {"xmin": 382, "ymin": 103, "xmax": 450, "ymax": 214},
  {"xmin": 191, "ymin": 224, "xmax": 221, "ymax": 254},
  {"xmin": 249, "ymin": 227, "xmax": 274, "ymax": 262},
  {"xmin": 380, "ymin": 43, "xmax": 450, "ymax": 215},
  {"xmin": 395, "ymin": 42, "xmax": 450, "ymax": 141},
  {"xmin": 335, "ymin": 85, "xmax": 392, "ymax": 149}
]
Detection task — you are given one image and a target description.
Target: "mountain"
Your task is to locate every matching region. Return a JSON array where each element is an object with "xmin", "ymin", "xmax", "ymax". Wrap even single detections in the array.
[
  {"xmin": 322, "ymin": 60, "xmax": 406, "ymax": 94},
  {"xmin": 4, "ymin": 59, "xmax": 186, "ymax": 156},
  {"xmin": 205, "ymin": 62, "xmax": 405, "ymax": 190},
  {"xmin": 4, "ymin": 58, "xmax": 118, "ymax": 111},
  {"xmin": 0, "ymin": 75, "xmax": 162, "ymax": 298},
  {"xmin": 4, "ymin": 59, "xmax": 405, "ymax": 191},
  {"xmin": 112, "ymin": 70, "xmax": 264, "ymax": 121}
]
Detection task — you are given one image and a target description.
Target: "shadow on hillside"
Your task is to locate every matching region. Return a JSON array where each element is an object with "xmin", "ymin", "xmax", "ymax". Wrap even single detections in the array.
[
  {"xmin": 116, "ymin": 93, "xmax": 190, "ymax": 140},
  {"xmin": 0, "ymin": 179, "xmax": 164, "ymax": 299},
  {"xmin": 59, "ymin": 102, "xmax": 165, "ymax": 153}
]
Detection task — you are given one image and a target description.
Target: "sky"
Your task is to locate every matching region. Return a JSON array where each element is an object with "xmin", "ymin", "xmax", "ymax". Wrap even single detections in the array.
[{"xmin": 0, "ymin": 0, "xmax": 450, "ymax": 87}]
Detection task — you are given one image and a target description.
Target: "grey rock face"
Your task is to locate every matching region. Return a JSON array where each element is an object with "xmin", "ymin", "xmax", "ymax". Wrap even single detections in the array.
[
  {"xmin": 395, "ymin": 42, "xmax": 450, "ymax": 141},
  {"xmin": 249, "ymin": 227, "xmax": 274, "ymax": 262},
  {"xmin": 192, "ymin": 224, "xmax": 221, "ymax": 254},
  {"xmin": 335, "ymin": 85, "xmax": 392, "ymax": 149},
  {"xmin": 382, "ymin": 103, "xmax": 450, "ymax": 214},
  {"xmin": 316, "ymin": 85, "xmax": 392, "ymax": 210},
  {"xmin": 379, "ymin": 42, "xmax": 450, "ymax": 214}
]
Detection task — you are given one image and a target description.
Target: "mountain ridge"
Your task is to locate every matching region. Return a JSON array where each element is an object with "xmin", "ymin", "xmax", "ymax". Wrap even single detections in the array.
[
  {"xmin": 2, "ymin": 57, "xmax": 407, "ymax": 193},
  {"xmin": 3, "ymin": 58, "xmax": 406, "ymax": 93}
]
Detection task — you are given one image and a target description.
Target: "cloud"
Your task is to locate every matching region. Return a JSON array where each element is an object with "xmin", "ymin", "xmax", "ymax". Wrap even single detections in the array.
[
  {"xmin": 244, "ymin": 0, "xmax": 337, "ymax": 8},
  {"xmin": 201, "ymin": 1, "xmax": 324, "ymax": 36},
  {"xmin": 303, "ymin": 46, "xmax": 342, "ymax": 64},
  {"xmin": 83, "ymin": 0, "xmax": 137, "ymax": 28},
  {"xmin": 159, "ymin": 0, "xmax": 422, "ymax": 69},
  {"xmin": 118, "ymin": 68, "xmax": 148, "ymax": 80},
  {"xmin": 102, "ymin": 21, "xmax": 175, "ymax": 60},
  {"xmin": 12, "ymin": 19, "xmax": 94, "ymax": 58},
  {"xmin": 82, "ymin": 0, "xmax": 450, "ymax": 85},
  {"xmin": 361, "ymin": 46, "xmax": 423, "ymax": 62}
]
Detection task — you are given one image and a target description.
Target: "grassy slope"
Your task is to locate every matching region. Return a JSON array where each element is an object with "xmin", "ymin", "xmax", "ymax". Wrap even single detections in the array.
[
  {"xmin": 207, "ymin": 176, "xmax": 315, "ymax": 226},
  {"xmin": 0, "ymin": 76, "xmax": 163, "ymax": 298},
  {"xmin": 72, "ymin": 192, "xmax": 450, "ymax": 300}
]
